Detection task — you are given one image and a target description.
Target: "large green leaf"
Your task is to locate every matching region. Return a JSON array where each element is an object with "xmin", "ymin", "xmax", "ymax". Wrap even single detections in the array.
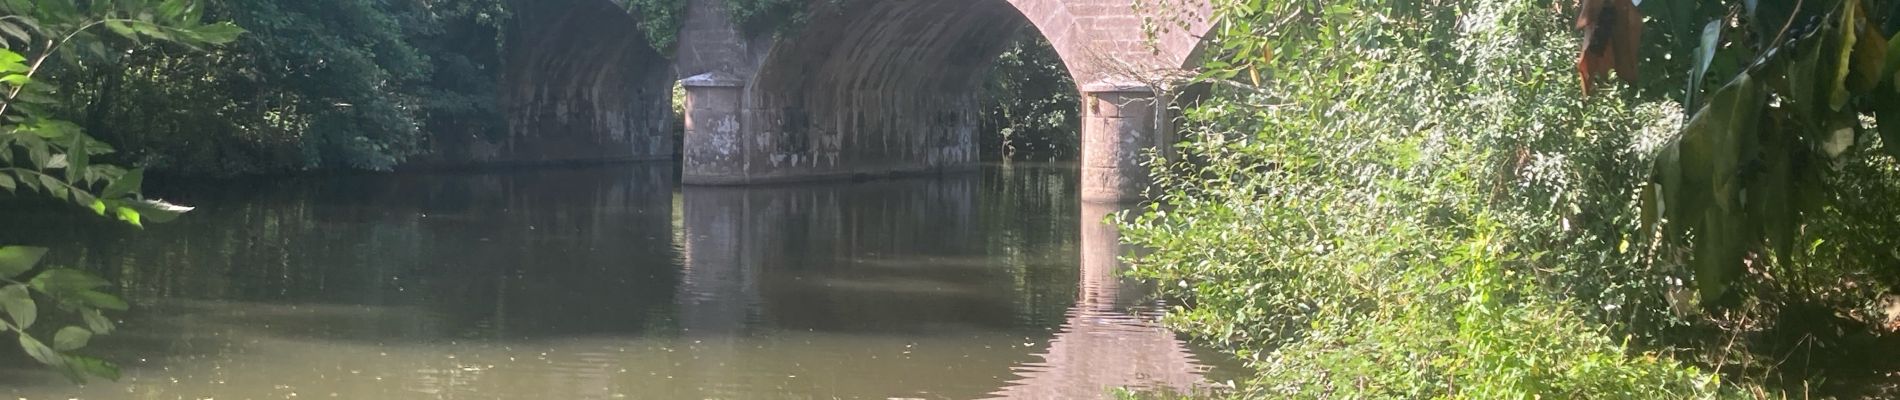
[
  {"xmin": 65, "ymin": 131, "xmax": 88, "ymax": 183},
  {"xmin": 74, "ymin": 290, "xmax": 127, "ymax": 311},
  {"xmin": 29, "ymin": 269, "xmax": 110, "ymax": 296},
  {"xmin": 102, "ymin": 20, "xmax": 136, "ymax": 40},
  {"xmin": 0, "ymin": 245, "xmax": 48, "ymax": 278},
  {"xmin": 51, "ymin": 326, "xmax": 90, "ymax": 351},
  {"xmin": 62, "ymin": 354, "xmax": 118, "ymax": 381},
  {"xmin": 80, "ymin": 308, "xmax": 112, "ymax": 334},
  {"xmin": 99, "ymin": 167, "xmax": 141, "ymax": 199},
  {"xmin": 1688, "ymin": 20, "xmax": 1722, "ymax": 108},
  {"xmin": 185, "ymin": 22, "xmax": 244, "ymax": 45},
  {"xmin": 1673, "ymin": 71, "xmax": 1767, "ymax": 303},
  {"xmin": 1827, "ymin": 0, "xmax": 1860, "ymax": 111},
  {"xmin": 0, "ymin": 284, "xmax": 35, "ymax": 329},
  {"xmin": 17, "ymin": 334, "xmax": 61, "ymax": 366}
]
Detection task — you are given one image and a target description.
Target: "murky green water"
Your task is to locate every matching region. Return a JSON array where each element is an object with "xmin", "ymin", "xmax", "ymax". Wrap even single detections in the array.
[{"xmin": 0, "ymin": 163, "xmax": 1234, "ymax": 399}]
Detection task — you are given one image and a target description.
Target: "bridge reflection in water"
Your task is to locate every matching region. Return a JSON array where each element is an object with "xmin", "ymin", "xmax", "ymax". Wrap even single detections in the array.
[
  {"xmin": 2, "ymin": 163, "xmax": 1232, "ymax": 399},
  {"xmin": 988, "ymin": 202, "xmax": 1216, "ymax": 398}
]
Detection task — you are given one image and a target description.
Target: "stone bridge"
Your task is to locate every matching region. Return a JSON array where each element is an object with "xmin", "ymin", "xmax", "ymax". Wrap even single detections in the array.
[{"xmin": 497, "ymin": 0, "xmax": 1212, "ymax": 202}]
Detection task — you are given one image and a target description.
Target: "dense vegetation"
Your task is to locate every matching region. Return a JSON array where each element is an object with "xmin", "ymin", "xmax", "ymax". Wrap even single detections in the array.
[
  {"xmin": 1125, "ymin": 0, "xmax": 1900, "ymax": 397},
  {"xmin": 980, "ymin": 30, "xmax": 1080, "ymax": 161},
  {"xmin": 43, "ymin": 0, "xmax": 506, "ymax": 177}
]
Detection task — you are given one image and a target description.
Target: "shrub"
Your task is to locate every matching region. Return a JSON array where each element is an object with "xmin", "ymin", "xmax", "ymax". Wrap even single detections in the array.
[{"xmin": 1121, "ymin": 0, "xmax": 1740, "ymax": 397}]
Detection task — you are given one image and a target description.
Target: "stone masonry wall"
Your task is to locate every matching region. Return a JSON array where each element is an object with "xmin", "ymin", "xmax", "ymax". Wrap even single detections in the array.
[{"xmin": 494, "ymin": 0, "xmax": 676, "ymax": 164}]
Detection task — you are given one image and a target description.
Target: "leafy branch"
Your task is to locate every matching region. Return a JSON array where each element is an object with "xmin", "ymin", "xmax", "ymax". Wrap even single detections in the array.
[{"xmin": 0, "ymin": 0, "xmax": 239, "ymax": 383}]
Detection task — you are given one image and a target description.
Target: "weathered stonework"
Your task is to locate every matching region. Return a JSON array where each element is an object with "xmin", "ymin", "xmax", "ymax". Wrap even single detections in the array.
[
  {"xmin": 682, "ymin": 72, "xmax": 748, "ymax": 183},
  {"xmin": 492, "ymin": 0, "xmax": 676, "ymax": 164}
]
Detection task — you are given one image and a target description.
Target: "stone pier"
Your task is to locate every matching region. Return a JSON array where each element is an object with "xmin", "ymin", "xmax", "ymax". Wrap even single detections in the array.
[
  {"xmin": 681, "ymin": 72, "xmax": 748, "ymax": 184},
  {"xmin": 1081, "ymin": 82, "xmax": 1166, "ymax": 203}
]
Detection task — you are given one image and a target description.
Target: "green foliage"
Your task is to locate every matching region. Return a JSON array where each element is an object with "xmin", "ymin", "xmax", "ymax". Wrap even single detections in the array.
[
  {"xmin": 622, "ymin": 0, "xmax": 685, "ymax": 51},
  {"xmin": 1123, "ymin": 0, "xmax": 1751, "ymax": 396},
  {"xmin": 1640, "ymin": 0, "xmax": 1900, "ymax": 305},
  {"xmin": 981, "ymin": 30, "xmax": 1078, "ymax": 161},
  {"xmin": 723, "ymin": 0, "xmax": 821, "ymax": 36},
  {"xmin": 0, "ymin": 0, "xmax": 225, "ymax": 382}
]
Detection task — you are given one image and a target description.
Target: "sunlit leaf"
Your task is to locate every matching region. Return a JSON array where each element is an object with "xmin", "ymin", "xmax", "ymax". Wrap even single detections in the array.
[
  {"xmin": 127, "ymin": 199, "xmax": 192, "ymax": 224},
  {"xmin": 115, "ymin": 206, "xmax": 141, "ymax": 228},
  {"xmin": 0, "ymin": 73, "xmax": 31, "ymax": 86},
  {"xmin": 0, "ymin": 47, "xmax": 23, "ymax": 66}
]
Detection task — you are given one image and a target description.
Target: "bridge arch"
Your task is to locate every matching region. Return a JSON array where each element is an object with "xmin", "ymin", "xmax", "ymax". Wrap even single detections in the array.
[{"xmin": 676, "ymin": 0, "xmax": 1211, "ymax": 201}]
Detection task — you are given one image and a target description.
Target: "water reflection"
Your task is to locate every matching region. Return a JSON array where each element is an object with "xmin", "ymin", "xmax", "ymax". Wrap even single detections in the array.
[
  {"xmin": 989, "ymin": 202, "xmax": 1219, "ymax": 399},
  {"xmin": 0, "ymin": 163, "xmax": 1230, "ymax": 399}
]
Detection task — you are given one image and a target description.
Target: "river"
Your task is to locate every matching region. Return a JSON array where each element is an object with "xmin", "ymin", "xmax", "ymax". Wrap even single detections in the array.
[{"xmin": 0, "ymin": 163, "xmax": 1235, "ymax": 399}]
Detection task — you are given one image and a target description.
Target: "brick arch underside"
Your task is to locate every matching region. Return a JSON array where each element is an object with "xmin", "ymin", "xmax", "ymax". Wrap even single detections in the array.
[
  {"xmin": 742, "ymin": 0, "xmax": 1059, "ymax": 179},
  {"xmin": 491, "ymin": 0, "xmax": 676, "ymax": 164}
]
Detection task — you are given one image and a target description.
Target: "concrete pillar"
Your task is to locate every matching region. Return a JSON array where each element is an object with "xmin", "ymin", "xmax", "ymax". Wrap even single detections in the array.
[
  {"xmin": 681, "ymin": 72, "xmax": 747, "ymax": 185},
  {"xmin": 1081, "ymin": 81, "xmax": 1164, "ymax": 203}
]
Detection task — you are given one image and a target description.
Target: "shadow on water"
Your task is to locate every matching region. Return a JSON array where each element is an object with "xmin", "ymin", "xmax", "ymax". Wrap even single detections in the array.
[{"xmin": 0, "ymin": 162, "xmax": 1236, "ymax": 399}]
